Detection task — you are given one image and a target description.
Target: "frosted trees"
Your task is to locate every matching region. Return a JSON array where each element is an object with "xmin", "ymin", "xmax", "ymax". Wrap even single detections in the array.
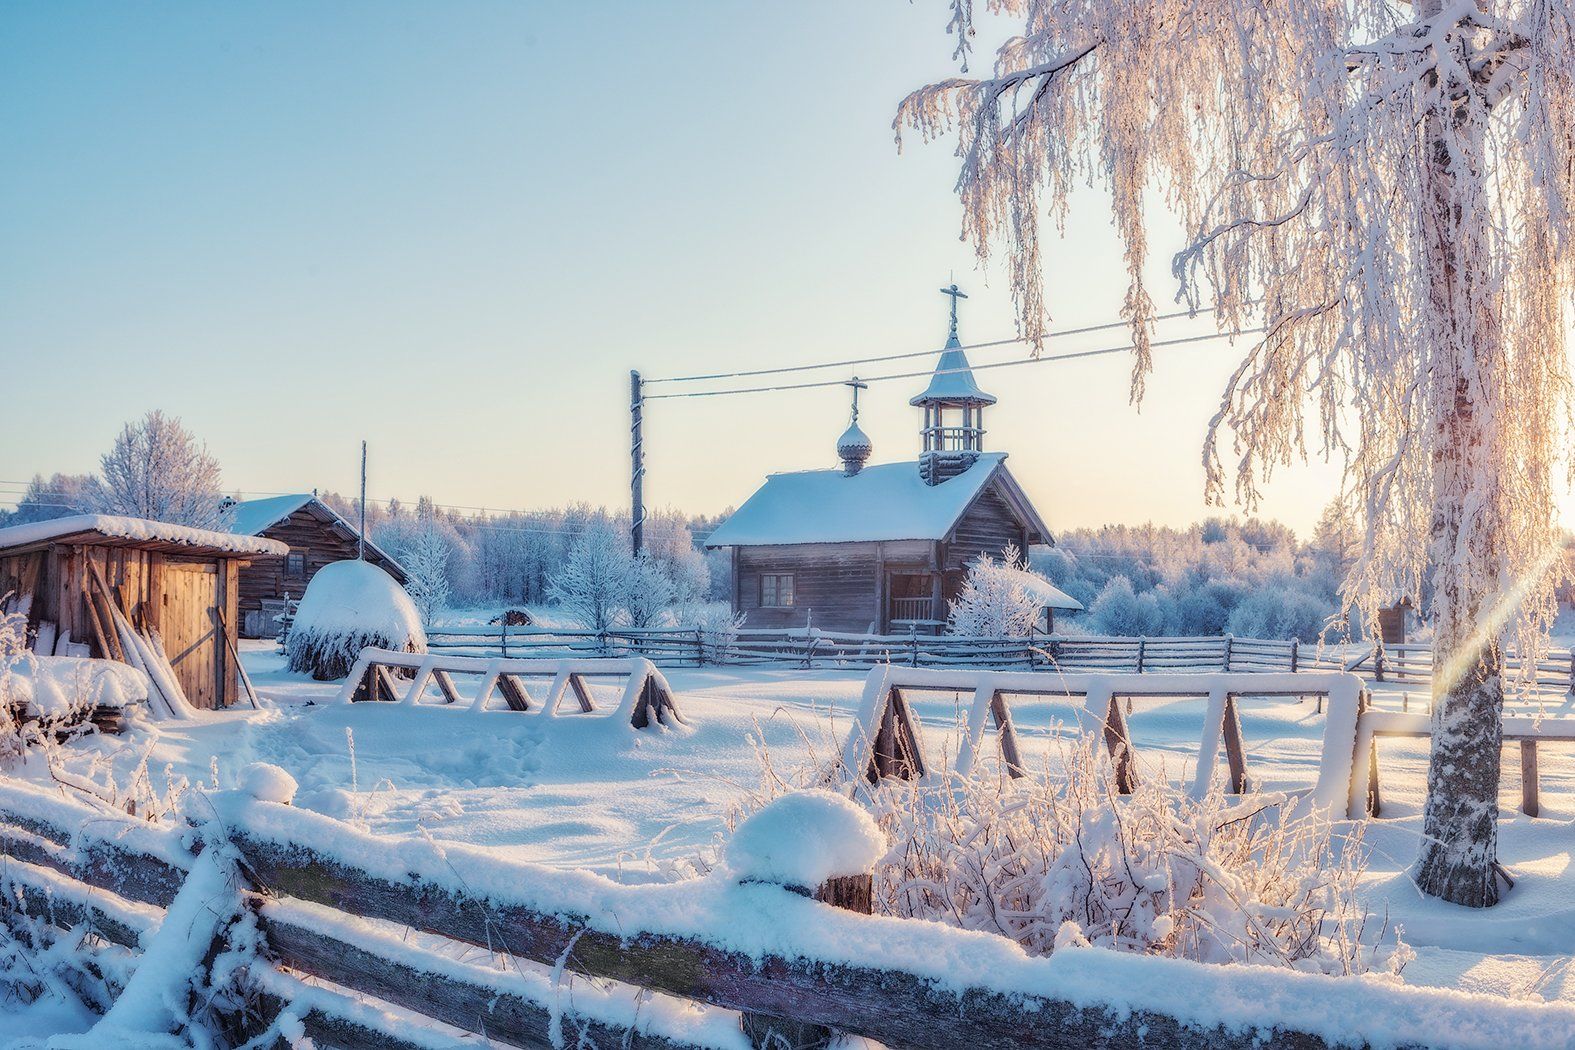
[
  {"xmin": 549, "ymin": 519, "xmax": 631, "ymax": 632},
  {"xmin": 94, "ymin": 411, "xmax": 225, "ymax": 528},
  {"xmin": 901, "ymin": 0, "xmax": 1575, "ymax": 906},
  {"xmin": 403, "ymin": 509, "xmax": 454, "ymax": 626},
  {"xmin": 623, "ymin": 552, "xmax": 677, "ymax": 628}
]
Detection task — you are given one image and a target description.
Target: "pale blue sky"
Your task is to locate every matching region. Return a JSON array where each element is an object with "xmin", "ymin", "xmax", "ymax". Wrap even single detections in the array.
[{"xmin": 0, "ymin": 1, "xmax": 1362, "ymax": 535}]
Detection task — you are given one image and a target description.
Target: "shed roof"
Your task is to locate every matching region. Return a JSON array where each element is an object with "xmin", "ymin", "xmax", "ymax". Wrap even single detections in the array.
[
  {"xmin": 0, "ymin": 514, "xmax": 288, "ymax": 559},
  {"xmin": 705, "ymin": 453, "xmax": 1050, "ymax": 548},
  {"xmin": 226, "ymin": 494, "xmax": 409, "ymax": 582},
  {"xmin": 1002, "ymin": 565, "xmax": 1084, "ymax": 611}
]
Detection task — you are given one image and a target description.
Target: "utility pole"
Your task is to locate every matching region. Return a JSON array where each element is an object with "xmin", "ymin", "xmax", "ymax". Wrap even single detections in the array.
[
  {"xmin": 358, "ymin": 440, "xmax": 367, "ymax": 561},
  {"xmin": 630, "ymin": 370, "xmax": 645, "ymax": 555}
]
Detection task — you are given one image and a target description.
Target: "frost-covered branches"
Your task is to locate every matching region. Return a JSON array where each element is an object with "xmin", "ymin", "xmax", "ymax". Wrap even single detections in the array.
[
  {"xmin": 93, "ymin": 411, "xmax": 226, "ymax": 528},
  {"xmin": 947, "ymin": 545, "xmax": 1051, "ymax": 636},
  {"xmin": 868, "ymin": 744, "xmax": 1405, "ymax": 974},
  {"xmin": 899, "ymin": 0, "xmax": 1575, "ymax": 664},
  {"xmin": 403, "ymin": 507, "xmax": 454, "ymax": 627}
]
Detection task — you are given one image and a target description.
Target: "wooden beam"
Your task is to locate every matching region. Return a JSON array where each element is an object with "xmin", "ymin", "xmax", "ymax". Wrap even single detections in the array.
[
  {"xmin": 229, "ymin": 828, "xmax": 1338, "ymax": 1050},
  {"xmin": 568, "ymin": 672, "xmax": 596, "ymax": 712},
  {"xmin": 1521, "ymin": 739, "xmax": 1539, "ymax": 818},
  {"xmin": 495, "ymin": 673, "xmax": 533, "ymax": 712},
  {"xmin": 1221, "ymin": 696, "xmax": 1248, "ymax": 794},
  {"xmin": 257, "ymin": 908, "xmax": 695, "ymax": 1050},
  {"xmin": 1102, "ymin": 696, "xmax": 1137, "ymax": 794},
  {"xmin": 430, "ymin": 668, "xmax": 462, "ymax": 704},
  {"xmin": 988, "ymin": 690, "xmax": 1026, "ymax": 779}
]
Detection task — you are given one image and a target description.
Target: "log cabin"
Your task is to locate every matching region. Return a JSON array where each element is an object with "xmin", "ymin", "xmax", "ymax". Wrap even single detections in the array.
[
  {"xmin": 706, "ymin": 286, "xmax": 1080, "ymax": 634},
  {"xmin": 224, "ymin": 494, "xmax": 408, "ymax": 638},
  {"xmin": 0, "ymin": 514, "xmax": 287, "ymax": 708}
]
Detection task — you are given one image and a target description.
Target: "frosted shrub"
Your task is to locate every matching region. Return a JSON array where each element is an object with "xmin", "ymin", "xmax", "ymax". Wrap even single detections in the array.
[
  {"xmin": 0, "ymin": 604, "xmax": 29, "ymax": 761},
  {"xmin": 865, "ymin": 745, "xmax": 1403, "ymax": 975},
  {"xmin": 947, "ymin": 546, "xmax": 1050, "ymax": 637}
]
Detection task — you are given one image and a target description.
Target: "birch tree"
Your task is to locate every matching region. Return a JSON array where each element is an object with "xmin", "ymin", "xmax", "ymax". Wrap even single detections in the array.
[
  {"xmin": 94, "ymin": 411, "xmax": 226, "ymax": 528},
  {"xmin": 899, "ymin": 0, "xmax": 1575, "ymax": 905}
]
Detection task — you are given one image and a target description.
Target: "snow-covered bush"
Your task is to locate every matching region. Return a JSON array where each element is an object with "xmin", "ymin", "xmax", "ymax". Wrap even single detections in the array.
[
  {"xmin": 1087, "ymin": 575, "xmax": 1170, "ymax": 636},
  {"xmin": 1226, "ymin": 585, "xmax": 1332, "ymax": 643},
  {"xmin": 866, "ymin": 745, "xmax": 1402, "ymax": 975},
  {"xmin": 286, "ymin": 560, "xmax": 426, "ymax": 680},
  {"xmin": 947, "ymin": 545, "xmax": 1054, "ymax": 637},
  {"xmin": 0, "ymin": 604, "xmax": 29, "ymax": 761}
]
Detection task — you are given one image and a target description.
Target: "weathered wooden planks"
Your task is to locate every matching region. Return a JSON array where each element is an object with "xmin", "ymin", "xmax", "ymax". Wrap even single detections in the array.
[{"xmin": 228, "ymin": 827, "xmax": 1343, "ymax": 1050}]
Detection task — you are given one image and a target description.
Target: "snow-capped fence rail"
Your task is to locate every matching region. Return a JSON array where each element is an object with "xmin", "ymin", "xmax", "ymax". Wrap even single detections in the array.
[
  {"xmin": 836, "ymin": 667, "xmax": 1369, "ymax": 817},
  {"xmin": 6, "ymin": 778, "xmax": 1575, "ymax": 1049},
  {"xmin": 333, "ymin": 647, "xmax": 686, "ymax": 728},
  {"xmin": 423, "ymin": 625, "xmax": 1575, "ymax": 696}
]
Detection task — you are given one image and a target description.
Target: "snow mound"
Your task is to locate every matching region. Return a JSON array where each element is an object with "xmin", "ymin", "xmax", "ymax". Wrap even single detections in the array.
[
  {"xmin": 239, "ymin": 762, "xmax": 298, "ymax": 805},
  {"xmin": 286, "ymin": 560, "xmax": 426, "ymax": 681},
  {"xmin": 724, "ymin": 790, "xmax": 885, "ymax": 890},
  {"xmin": 3, "ymin": 656, "xmax": 150, "ymax": 719}
]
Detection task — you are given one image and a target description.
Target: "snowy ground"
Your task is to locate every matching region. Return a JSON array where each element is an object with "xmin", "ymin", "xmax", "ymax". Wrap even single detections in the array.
[{"xmin": 6, "ymin": 640, "xmax": 1575, "ymax": 1042}]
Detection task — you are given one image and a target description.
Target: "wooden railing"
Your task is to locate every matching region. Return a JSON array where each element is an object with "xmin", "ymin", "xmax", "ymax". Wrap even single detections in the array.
[
  {"xmin": 5, "ymin": 780, "xmax": 1569, "ymax": 1048},
  {"xmin": 420, "ymin": 626, "xmax": 1575, "ymax": 697},
  {"xmin": 888, "ymin": 596, "xmax": 937, "ymax": 622}
]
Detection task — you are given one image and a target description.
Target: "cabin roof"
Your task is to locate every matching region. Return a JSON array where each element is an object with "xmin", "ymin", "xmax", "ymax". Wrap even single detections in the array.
[
  {"xmin": 705, "ymin": 453, "xmax": 1051, "ymax": 548},
  {"xmin": 226, "ymin": 493, "xmax": 409, "ymax": 582},
  {"xmin": 0, "ymin": 514, "xmax": 288, "ymax": 559}
]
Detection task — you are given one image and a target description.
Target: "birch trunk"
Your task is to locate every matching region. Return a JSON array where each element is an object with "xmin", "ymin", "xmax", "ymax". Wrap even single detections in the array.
[{"xmin": 1414, "ymin": 0, "xmax": 1505, "ymax": 907}]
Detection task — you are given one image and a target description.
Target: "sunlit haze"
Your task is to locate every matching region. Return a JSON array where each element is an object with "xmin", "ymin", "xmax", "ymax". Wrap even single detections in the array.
[{"xmin": 4, "ymin": 3, "xmax": 1568, "ymax": 537}]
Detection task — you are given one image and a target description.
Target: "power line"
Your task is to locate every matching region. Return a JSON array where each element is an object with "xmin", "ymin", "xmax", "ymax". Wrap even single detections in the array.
[
  {"xmin": 644, "ymin": 326, "xmax": 1266, "ymax": 401},
  {"xmin": 642, "ymin": 306, "xmax": 1223, "ymax": 386}
]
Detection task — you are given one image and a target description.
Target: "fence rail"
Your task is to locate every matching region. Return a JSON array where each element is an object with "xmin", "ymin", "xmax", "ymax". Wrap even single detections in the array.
[
  {"xmin": 6, "ymin": 779, "xmax": 1570, "ymax": 1049},
  {"xmin": 423, "ymin": 625, "xmax": 1575, "ymax": 694}
]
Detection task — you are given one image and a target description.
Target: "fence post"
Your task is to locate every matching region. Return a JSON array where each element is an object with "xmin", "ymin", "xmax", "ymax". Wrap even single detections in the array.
[
  {"xmin": 501, "ymin": 622, "xmax": 509, "ymax": 660},
  {"xmin": 1136, "ymin": 637, "xmax": 1146, "ymax": 674},
  {"xmin": 1223, "ymin": 635, "xmax": 1233, "ymax": 672},
  {"xmin": 696, "ymin": 626, "xmax": 705, "ymax": 667},
  {"xmin": 1289, "ymin": 639, "xmax": 1299, "ymax": 673},
  {"xmin": 1374, "ymin": 641, "xmax": 1386, "ymax": 682},
  {"xmin": 910, "ymin": 626, "xmax": 919, "ymax": 668},
  {"xmin": 1568, "ymin": 651, "xmax": 1574, "ymax": 696}
]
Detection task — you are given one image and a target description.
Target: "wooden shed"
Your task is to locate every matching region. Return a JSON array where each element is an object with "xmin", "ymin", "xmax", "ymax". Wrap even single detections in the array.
[
  {"xmin": 0, "ymin": 515, "xmax": 287, "ymax": 709},
  {"xmin": 706, "ymin": 287, "xmax": 1077, "ymax": 634},
  {"xmin": 224, "ymin": 494, "xmax": 408, "ymax": 638}
]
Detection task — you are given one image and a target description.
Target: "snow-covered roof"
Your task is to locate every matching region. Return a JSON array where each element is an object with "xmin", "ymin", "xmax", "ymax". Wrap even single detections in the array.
[
  {"xmin": 227, "ymin": 493, "xmax": 317, "ymax": 536},
  {"xmin": 706, "ymin": 453, "xmax": 1034, "ymax": 548},
  {"xmin": 226, "ymin": 493, "xmax": 408, "ymax": 580},
  {"xmin": 909, "ymin": 334, "xmax": 997, "ymax": 406},
  {"xmin": 0, "ymin": 514, "xmax": 287, "ymax": 557},
  {"xmin": 1004, "ymin": 565, "xmax": 1084, "ymax": 611}
]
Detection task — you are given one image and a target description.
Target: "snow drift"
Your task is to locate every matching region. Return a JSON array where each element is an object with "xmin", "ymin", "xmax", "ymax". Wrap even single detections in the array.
[{"xmin": 286, "ymin": 560, "xmax": 426, "ymax": 681}]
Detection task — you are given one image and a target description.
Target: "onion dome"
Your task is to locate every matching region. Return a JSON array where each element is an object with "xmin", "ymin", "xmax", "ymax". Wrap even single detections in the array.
[{"xmin": 838, "ymin": 420, "xmax": 872, "ymax": 476}]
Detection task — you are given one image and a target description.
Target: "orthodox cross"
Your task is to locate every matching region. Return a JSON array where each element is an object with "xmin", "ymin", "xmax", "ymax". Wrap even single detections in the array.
[
  {"xmin": 939, "ymin": 282, "xmax": 968, "ymax": 336},
  {"xmin": 845, "ymin": 376, "xmax": 868, "ymax": 423}
]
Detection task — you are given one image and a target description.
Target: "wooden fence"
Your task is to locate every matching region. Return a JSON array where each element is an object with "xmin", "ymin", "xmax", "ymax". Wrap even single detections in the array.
[
  {"xmin": 4, "ymin": 780, "xmax": 1570, "ymax": 1049},
  {"xmin": 424, "ymin": 625, "xmax": 1575, "ymax": 694}
]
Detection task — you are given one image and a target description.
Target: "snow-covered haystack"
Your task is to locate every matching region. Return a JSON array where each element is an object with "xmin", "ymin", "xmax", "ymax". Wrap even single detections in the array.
[{"xmin": 286, "ymin": 560, "xmax": 426, "ymax": 681}]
